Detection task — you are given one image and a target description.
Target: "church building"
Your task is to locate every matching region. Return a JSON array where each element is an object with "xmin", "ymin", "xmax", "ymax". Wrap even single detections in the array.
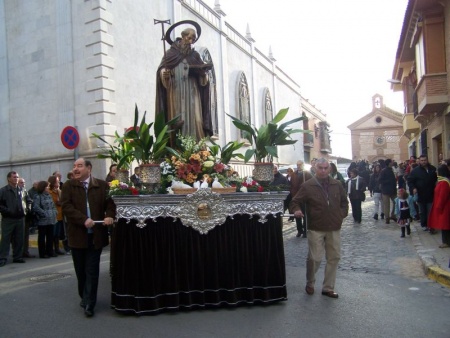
[{"xmin": 347, "ymin": 94, "xmax": 409, "ymax": 163}]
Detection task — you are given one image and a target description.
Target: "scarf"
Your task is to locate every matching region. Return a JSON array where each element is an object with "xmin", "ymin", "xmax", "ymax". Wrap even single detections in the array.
[
  {"xmin": 348, "ymin": 176, "xmax": 359, "ymax": 194},
  {"xmin": 437, "ymin": 176, "xmax": 450, "ymax": 186}
]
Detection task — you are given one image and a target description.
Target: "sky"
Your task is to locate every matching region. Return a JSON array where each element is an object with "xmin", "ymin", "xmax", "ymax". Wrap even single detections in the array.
[{"xmin": 204, "ymin": 0, "xmax": 409, "ymax": 159}]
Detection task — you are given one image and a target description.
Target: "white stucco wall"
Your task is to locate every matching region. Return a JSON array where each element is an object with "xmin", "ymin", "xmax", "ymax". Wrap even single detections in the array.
[{"xmin": 0, "ymin": 0, "xmax": 307, "ymax": 183}]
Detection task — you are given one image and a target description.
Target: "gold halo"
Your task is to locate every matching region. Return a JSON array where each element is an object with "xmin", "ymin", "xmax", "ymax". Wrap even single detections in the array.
[{"xmin": 164, "ymin": 20, "xmax": 201, "ymax": 45}]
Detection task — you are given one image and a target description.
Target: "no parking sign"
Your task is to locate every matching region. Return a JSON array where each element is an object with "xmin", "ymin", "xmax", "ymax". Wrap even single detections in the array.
[{"xmin": 61, "ymin": 126, "xmax": 80, "ymax": 149}]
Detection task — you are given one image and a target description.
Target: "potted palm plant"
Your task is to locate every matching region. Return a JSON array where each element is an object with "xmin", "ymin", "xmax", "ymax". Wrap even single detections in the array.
[
  {"xmin": 91, "ymin": 131, "xmax": 134, "ymax": 183},
  {"xmin": 125, "ymin": 105, "xmax": 179, "ymax": 184},
  {"xmin": 227, "ymin": 108, "xmax": 309, "ymax": 182},
  {"xmin": 208, "ymin": 139, "xmax": 245, "ymax": 165}
]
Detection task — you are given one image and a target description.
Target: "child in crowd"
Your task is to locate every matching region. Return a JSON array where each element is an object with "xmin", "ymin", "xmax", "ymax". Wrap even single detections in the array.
[{"xmin": 394, "ymin": 188, "xmax": 417, "ymax": 238}]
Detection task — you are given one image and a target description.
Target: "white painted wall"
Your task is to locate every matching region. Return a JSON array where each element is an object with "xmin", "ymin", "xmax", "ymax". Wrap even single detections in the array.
[{"xmin": 0, "ymin": 0, "xmax": 309, "ymax": 183}]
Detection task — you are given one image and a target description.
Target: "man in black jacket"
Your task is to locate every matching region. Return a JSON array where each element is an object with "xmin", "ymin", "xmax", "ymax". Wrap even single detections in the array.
[
  {"xmin": 270, "ymin": 165, "xmax": 289, "ymax": 186},
  {"xmin": 378, "ymin": 159, "xmax": 397, "ymax": 224},
  {"xmin": 0, "ymin": 171, "xmax": 29, "ymax": 266},
  {"xmin": 407, "ymin": 155, "xmax": 437, "ymax": 232}
]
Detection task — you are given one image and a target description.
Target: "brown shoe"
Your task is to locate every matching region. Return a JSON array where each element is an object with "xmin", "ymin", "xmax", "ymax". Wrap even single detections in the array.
[
  {"xmin": 305, "ymin": 285, "xmax": 314, "ymax": 295},
  {"xmin": 321, "ymin": 290, "xmax": 339, "ymax": 298}
]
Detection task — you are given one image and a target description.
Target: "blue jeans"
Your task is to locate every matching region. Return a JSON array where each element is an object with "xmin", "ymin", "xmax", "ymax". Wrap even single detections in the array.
[{"xmin": 70, "ymin": 234, "xmax": 103, "ymax": 308}]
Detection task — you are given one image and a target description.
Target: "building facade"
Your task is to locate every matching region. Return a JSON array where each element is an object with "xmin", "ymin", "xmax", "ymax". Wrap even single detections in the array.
[
  {"xmin": 390, "ymin": 0, "xmax": 450, "ymax": 166},
  {"xmin": 347, "ymin": 94, "xmax": 409, "ymax": 163},
  {"xmin": 301, "ymin": 97, "xmax": 331, "ymax": 165},
  {"xmin": 0, "ymin": 0, "xmax": 331, "ymax": 182}
]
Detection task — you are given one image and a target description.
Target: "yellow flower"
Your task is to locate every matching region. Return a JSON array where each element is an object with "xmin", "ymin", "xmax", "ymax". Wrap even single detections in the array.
[
  {"xmin": 201, "ymin": 151, "xmax": 210, "ymax": 160},
  {"xmin": 185, "ymin": 172, "xmax": 197, "ymax": 183},
  {"xmin": 110, "ymin": 180, "xmax": 120, "ymax": 188},
  {"xmin": 190, "ymin": 153, "xmax": 201, "ymax": 161}
]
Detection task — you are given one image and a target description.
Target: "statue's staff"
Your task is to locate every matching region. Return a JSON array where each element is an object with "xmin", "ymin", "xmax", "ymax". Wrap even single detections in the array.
[{"xmin": 153, "ymin": 19, "xmax": 171, "ymax": 65}]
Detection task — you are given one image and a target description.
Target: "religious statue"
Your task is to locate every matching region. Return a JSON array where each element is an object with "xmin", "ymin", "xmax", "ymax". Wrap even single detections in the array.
[{"xmin": 155, "ymin": 22, "xmax": 213, "ymax": 141}]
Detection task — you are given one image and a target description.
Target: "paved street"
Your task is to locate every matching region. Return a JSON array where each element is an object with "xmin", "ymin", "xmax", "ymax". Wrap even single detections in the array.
[
  {"xmin": 1, "ymin": 194, "xmax": 450, "ymax": 337},
  {"xmin": 285, "ymin": 194, "xmax": 450, "ymax": 284}
]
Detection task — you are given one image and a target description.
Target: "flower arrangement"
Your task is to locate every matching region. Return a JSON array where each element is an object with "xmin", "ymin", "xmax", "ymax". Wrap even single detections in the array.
[
  {"xmin": 163, "ymin": 134, "xmax": 233, "ymax": 188},
  {"xmin": 108, "ymin": 179, "xmax": 154, "ymax": 196},
  {"xmin": 229, "ymin": 176, "xmax": 289, "ymax": 193},
  {"xmin": 240, "ymin": 177, "xmax": 264, "ymax": 193}
]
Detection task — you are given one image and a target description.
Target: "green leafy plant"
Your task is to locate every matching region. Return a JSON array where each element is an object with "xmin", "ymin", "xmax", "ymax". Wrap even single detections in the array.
[
  {"xmin": 208, "ymin": 139, "xmax": 245, "ymax": 164},
  {"xmin": 125, "ymin": 105, "xmax": 179, "ymax": 164},
  {"xmin": 91, "ymin": 131, "xmax": 134, "ymax": 170},
  {"xmin": 227, "ymin": 108, "xmax": 309, "ymax": 163}
]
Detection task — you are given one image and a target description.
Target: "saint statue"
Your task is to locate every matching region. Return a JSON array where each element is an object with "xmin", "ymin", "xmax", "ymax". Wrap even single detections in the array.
[{"xmin": 155, "ymin": 25, "xmax": 213, "ymax": 140}]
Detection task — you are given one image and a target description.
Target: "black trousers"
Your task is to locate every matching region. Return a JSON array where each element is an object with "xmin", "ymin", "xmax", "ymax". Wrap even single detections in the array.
[
  {"xmin": 38, "ymin": 225, "xmax": 54, "ymax": 257},
  {"xmin": 71, "ymin": 234, "xmax": 103, "ymax": 308},
  {"xmin": 295, "ymin": 203, "xmax": 307, "ymax": 234},
  {"xmin": 350, "ymin": 198, "xmax": 362, "ymax": 223},
  {"xmin": 442, "ymin": 230, "xmax": 450, "ymax": 246}
]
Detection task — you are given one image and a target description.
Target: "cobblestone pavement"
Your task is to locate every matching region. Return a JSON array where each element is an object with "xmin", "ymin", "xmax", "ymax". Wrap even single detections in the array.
[{"xmin": 282, "ymin": 194, "xmax": 445, "ymax": 283}]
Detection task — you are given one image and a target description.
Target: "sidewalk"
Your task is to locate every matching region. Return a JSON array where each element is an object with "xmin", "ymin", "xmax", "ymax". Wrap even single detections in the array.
[{"xmin": 410, "ymin": 220, "xmax": 450, "ymax": 287}]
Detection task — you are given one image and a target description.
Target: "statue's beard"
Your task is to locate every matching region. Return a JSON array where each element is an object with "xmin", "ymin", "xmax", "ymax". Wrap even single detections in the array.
[{"xmin": 180, "ymin": 42, "xmax": 192, "ymax": 55}]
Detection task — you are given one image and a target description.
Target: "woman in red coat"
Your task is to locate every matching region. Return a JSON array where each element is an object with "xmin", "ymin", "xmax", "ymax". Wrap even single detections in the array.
[{"xmin": 428, "ymin": 165, "xmax": 450, "ymax": 248}]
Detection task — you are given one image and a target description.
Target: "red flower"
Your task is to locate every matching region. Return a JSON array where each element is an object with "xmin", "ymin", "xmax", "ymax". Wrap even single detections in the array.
[
  {"xmin": 214, "ymin": 163, "xmax": 225, "ymax": 173},
  {"xmin": 189, "ymin": 161, "xmax": 202, "ymax": 173},
  {"xmin": 130, "ymin": 187, "xmax": 139, "ymax": 195},
  {"xmin": 257, "ymin": 185, "xmax": 264, "ymax": 192}
]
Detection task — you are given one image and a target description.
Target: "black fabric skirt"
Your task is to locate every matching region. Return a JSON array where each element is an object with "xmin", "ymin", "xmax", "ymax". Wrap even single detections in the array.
[{"xmin": 110, "ymin": 214, "xmax": 287, "ymax": 315}]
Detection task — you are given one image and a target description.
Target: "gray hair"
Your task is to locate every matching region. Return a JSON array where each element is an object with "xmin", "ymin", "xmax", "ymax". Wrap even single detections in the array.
[{"xmin": 315, "ymin": 157, "xmax": 329, "ymax": 166}]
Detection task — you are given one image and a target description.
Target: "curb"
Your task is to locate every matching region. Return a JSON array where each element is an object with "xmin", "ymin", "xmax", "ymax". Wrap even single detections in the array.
[
  {"xmin": 411, "ymin": 225, "xmax": 450, "ymax": 289},
  {"xmin": 29, "ymin": 239, "xmax": 38, "ymax": 248},
  {"xmin": 426, "ymin": 266, "xmax": 450, "ymax": 288}
]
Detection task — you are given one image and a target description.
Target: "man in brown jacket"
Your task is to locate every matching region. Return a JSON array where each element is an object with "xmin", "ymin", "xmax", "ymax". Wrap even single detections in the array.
[
  {"xmin": 61, "ymin": 158, "xmax": 115, "ymax": 317},
  {"xmin": 290, "ymin": 158, "xmax": 348, "ymax": 299}
]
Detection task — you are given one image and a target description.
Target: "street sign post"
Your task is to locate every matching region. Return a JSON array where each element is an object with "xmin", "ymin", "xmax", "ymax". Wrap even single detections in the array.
[{"xmin": 61, "ymin": 126, "xmax": 80, "ymax": 150}]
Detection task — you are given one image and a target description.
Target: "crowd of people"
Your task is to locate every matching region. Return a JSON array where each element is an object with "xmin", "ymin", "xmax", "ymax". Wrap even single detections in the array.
[
  {"xmin": 0, "ymin": 154, "xmax": 448, "ymax": 309},
  {"xmin": 0, "ymin": 159, "xmax": 115, "ymax": 318},
  {"xmin": 280, "ymin": 155, "xmax": 449, "ymax": 243},
  {"xmin": 0, "ymin": 170, "xmax": 72, "ymax": 266},
  {"xmin": 274, "ymin": 155, "xmax": 449, "ymax": 299},
  {"xmin": 365, "ymin": 155, "xmax": 450, "ymax": 244}
]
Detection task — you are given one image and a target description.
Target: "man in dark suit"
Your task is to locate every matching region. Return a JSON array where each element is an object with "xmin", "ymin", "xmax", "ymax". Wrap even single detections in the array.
[
  {"xmin": 61, "ymin": 158, "xmax": 115, "ymax": 317},
  {"xmin": 130, "ymin": 166, "xmax": 142, "ymax": 188},
  {"xmin": 0, "ymin": 171, "xmax": 28, "ymax": 266}
]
